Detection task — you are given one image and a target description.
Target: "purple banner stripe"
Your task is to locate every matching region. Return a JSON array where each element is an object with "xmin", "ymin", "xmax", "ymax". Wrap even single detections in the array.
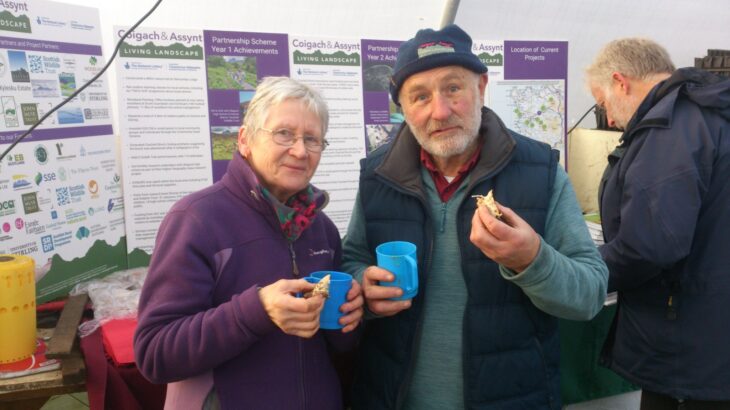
[
  {"xmin": 0, "ymin": 36, "xmax": 102, "ymax": 56},
  {"xmin": 203, "ymin": 30, "xmax": 288, "ymax": 57},
  {"xmin": 504, "ymin": 41, "xmax": 568, "ymax": 80},
  {"xmin": 0, "ymin": 124, "xmax": 114, "ymax": 144}
]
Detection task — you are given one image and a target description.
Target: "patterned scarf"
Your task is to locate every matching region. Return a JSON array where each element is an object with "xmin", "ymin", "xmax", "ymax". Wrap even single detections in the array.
[{"xmin": 260, "ymin": 186, "xmax": 318, "ymax": 242}]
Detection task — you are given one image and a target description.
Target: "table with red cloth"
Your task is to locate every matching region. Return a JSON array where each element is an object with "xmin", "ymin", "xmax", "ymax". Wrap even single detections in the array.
[{"xmin": 81, "ymin": 324, "xmax": 166, "ymax": 410}]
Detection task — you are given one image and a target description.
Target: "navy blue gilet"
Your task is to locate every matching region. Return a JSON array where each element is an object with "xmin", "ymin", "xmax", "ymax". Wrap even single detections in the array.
[{"xmin": 352, "ymin": 132, "xmax": 561, "ymax": 410}]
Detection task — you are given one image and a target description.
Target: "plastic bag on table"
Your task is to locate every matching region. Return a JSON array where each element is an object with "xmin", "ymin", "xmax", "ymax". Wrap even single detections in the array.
[{"xmin": 69, "ymin": 267, "xmax": 148, "ymax": 338}]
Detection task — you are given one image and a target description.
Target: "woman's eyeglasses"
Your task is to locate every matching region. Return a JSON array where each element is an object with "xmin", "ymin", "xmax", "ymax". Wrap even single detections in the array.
[{"xmin": 259, "ymin": 128, "xmax": 328, "ymax": 153}]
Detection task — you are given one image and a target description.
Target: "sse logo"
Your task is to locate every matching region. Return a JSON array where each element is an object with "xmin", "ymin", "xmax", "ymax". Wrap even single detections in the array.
[{"xmin": 34, "ymin": 172, "xmax": 57, "ymax": 185}]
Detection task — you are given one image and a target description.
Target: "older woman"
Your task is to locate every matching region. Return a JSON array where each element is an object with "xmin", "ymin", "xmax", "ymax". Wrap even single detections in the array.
[{"xmin": 134, "ymin": 77, "xmax": 363, "ymax": 410}]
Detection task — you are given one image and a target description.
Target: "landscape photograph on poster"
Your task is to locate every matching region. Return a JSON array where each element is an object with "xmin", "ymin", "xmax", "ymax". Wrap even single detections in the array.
[
  {"xmin": 57, "ymin": 106, "xmax": 84, "ymax": 124},
  {"xmin": 206, "ymin": 55, "xmax": 257, "ymax": 90},
  {"xmin": 58, "ymin": 72, "xmax": 77, "ymax": 97},
  {"xmin": 362, "ymin": 63, "xmax": 392, "ymax": 92},
  {"xmin": 8, "ymin": 50, "xmax": 30, "ymax": 83},
  {"xmin": 31, "ymin": 79, "xmax": 60, "ymax": 98},
  {"xmin": 210, "ymin": 125, "xmax": 239, "ymax": 160}
]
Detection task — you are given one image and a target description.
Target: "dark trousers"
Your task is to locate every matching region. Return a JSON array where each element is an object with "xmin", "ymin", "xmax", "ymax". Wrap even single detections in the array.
[{"xmin": 641, "ymin": 390, "xmax": 730, "ymax": 410}]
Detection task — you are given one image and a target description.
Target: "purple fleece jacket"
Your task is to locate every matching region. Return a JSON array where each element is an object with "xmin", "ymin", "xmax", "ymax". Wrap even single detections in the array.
[{"xmin": 134, "ymin": 152, "xmax": 357, "ymax": 410}]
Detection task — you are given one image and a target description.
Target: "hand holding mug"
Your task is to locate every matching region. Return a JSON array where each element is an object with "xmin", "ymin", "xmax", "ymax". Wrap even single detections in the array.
[
  {"xmin": 337, "ymin": 279, "xmax": 364, "ymax": 333},
  {"xmin": 376, "ymin": 241, "xmax": 419, "ymax": 300},
  {"xmin": 361, "ymin": 265, "xmax": 412, "ymax": 317}
]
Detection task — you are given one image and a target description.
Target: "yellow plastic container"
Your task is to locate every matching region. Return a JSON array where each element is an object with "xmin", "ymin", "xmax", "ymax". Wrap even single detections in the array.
[{"xmin": 0, "ymin": 254, "xmax": 36, "ymax": 364}]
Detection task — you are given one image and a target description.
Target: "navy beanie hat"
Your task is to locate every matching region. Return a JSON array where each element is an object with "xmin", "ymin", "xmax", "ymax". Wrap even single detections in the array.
[{"xmin": 390, "ymin": 24, "xmax": 487, "ymax": 105}]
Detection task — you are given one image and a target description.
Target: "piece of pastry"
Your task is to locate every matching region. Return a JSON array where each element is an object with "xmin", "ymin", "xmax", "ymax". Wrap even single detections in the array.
[
  {"xmin": 474, "ymin": 189, "xmax": 502, "ymax": 219},
  {"xmin": 305, "ymin": 274, "xmax": 331, "ymax": 298}
]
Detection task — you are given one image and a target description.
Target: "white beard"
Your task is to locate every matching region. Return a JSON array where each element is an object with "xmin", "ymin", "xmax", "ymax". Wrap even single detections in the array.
[{"xmin": 410, "ymin": 102, "xmax": 482, "ymax": 159}]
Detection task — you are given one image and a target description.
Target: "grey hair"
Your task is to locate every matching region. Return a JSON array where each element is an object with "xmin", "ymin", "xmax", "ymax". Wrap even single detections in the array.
[
  {"xmin": 242, "ymin": 76, "xmax": 329, "ymax": 136},
  {"xmin": 585, "ymin": 38, "xmax": 675, "ymax": 89}
]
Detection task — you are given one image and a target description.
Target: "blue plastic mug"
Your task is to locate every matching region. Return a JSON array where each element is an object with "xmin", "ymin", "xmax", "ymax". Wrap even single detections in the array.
[
  {"xmin": 306, "ymin": 271, "xmax": 352, "ymax": 330},
  {"xmin": 375, "ymin": 241, "xmax": 418, "ymax": 301}
]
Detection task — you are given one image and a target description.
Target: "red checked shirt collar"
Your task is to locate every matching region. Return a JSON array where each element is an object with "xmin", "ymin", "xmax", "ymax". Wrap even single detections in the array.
[{"xmin": 420, "ymin": 142, "xmax": 482, "ymax": 202}]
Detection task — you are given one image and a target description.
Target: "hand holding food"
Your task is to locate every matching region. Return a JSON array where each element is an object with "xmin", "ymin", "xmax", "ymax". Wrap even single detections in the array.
[
  {"xmin": 473, "ymin": 189, "xmax": 502, "ymax": 219},
  {"xmin": 304, "ymin": 274, "xmax": 331, "ymax": 298},
  {"xmin": 470, "ymin": 190, "xmax": 541, "ymax": 273},
  {"xmin": 258, "ymin": 279, "xmax": 324, "ymax": 338}
]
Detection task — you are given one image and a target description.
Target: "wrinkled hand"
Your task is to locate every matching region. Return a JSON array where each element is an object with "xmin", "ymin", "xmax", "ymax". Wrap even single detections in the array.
[
  {"xmin": 470, "ymin": 200, "xmax": 541, "ymax": 273},
  {"xmin": 338, "ymin": 279, "xmax": 364, "ymax": 332},
  {"xmin": 258, "ymin": 279, "xmax": 324, "ymax": 338},
  {"xmin": 361, "ymin": 266, "xmax": 412, "ymax": 317}
]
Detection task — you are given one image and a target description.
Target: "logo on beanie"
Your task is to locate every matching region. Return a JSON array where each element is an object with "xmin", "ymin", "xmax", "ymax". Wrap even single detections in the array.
[{"xmin": 417, "ymin": 41, "xmax": 454, "ymax": 58}]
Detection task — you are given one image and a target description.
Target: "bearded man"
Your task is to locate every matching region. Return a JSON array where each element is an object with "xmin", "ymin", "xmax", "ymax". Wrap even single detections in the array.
[{"xmin": 341, "ymin": 24, "xmax": 608, "ymax": 410}]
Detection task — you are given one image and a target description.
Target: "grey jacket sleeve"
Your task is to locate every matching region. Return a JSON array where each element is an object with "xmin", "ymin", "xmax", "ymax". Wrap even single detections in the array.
[{"xmin": 500, "ymin": 167, "xmax": 608, "ymax": 320}]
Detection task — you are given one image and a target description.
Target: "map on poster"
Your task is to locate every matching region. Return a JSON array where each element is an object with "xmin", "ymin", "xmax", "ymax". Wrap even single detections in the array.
[
  {"xmin": 0, "ymin": 0, "xmax": 126, "ymax": 303},
  {"xmin": 490, "ymin": 80, "xmax": 566, "ymax": 152},
  {"xmin": 493, "ymin": 40, "xmax": 569, "ymax": 162}
]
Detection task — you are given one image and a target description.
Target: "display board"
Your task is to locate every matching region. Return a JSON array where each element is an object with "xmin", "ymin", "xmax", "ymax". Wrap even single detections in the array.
[
  {"xmin": 114, "ymin": 26, "xmax": 212, "ymax": 261},
  {"xmin": 0, "ymin": 0, "xmax": 126, "ymax": 303},
  {"xmin": 114, "ymin": 25, "xmax": 568, "ymax": 258},
  {"xmin": 484, "ymin": 41, "xmax": 568, "ymax": 161}
]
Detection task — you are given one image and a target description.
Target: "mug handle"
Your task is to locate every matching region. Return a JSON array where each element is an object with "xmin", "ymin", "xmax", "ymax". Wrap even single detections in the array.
[{"xmin": 402, "ymin": 255, "xmax": 418, "ymax": 295}]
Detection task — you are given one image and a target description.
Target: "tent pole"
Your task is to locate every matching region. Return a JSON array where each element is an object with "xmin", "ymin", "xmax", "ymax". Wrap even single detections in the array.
[{"xmin": 440, "ymin": 0, "xmax": 461, "ymax": 27}]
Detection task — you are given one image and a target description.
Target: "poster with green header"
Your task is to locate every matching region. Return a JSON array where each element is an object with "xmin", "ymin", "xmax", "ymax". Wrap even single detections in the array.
[
  {"xmin": 115, "ymin": 26, "xmax": 212, "ymax": 265},
  {"xmin": 0, "ymin": 0, "xmax": 126, "ymax": 303},
  {"xmin": 289, "ymin": 36, "xmax": 365, "ymax": 234},
  {"xmin": 115, "ymin": 27, "xmax": 292, "ymax": 258}
]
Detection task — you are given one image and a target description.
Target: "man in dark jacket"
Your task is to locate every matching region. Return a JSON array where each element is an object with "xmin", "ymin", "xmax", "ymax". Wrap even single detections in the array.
[
  {"xmin": 586, "ymin": 38, "xmax": 730, "ymax": 409},
  {"xmin": 342, "ymin": 24, "xmax": 608, "ymax": 410}
]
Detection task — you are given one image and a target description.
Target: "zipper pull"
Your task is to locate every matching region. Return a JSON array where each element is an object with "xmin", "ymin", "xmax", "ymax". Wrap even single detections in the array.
[
  {"xmin": 666, "ymin": 295, "xmax": 677, "ymax": 320},
  {"xmin": 289, "ymin": 243, "xmax": 300, "ymax": 277}
]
